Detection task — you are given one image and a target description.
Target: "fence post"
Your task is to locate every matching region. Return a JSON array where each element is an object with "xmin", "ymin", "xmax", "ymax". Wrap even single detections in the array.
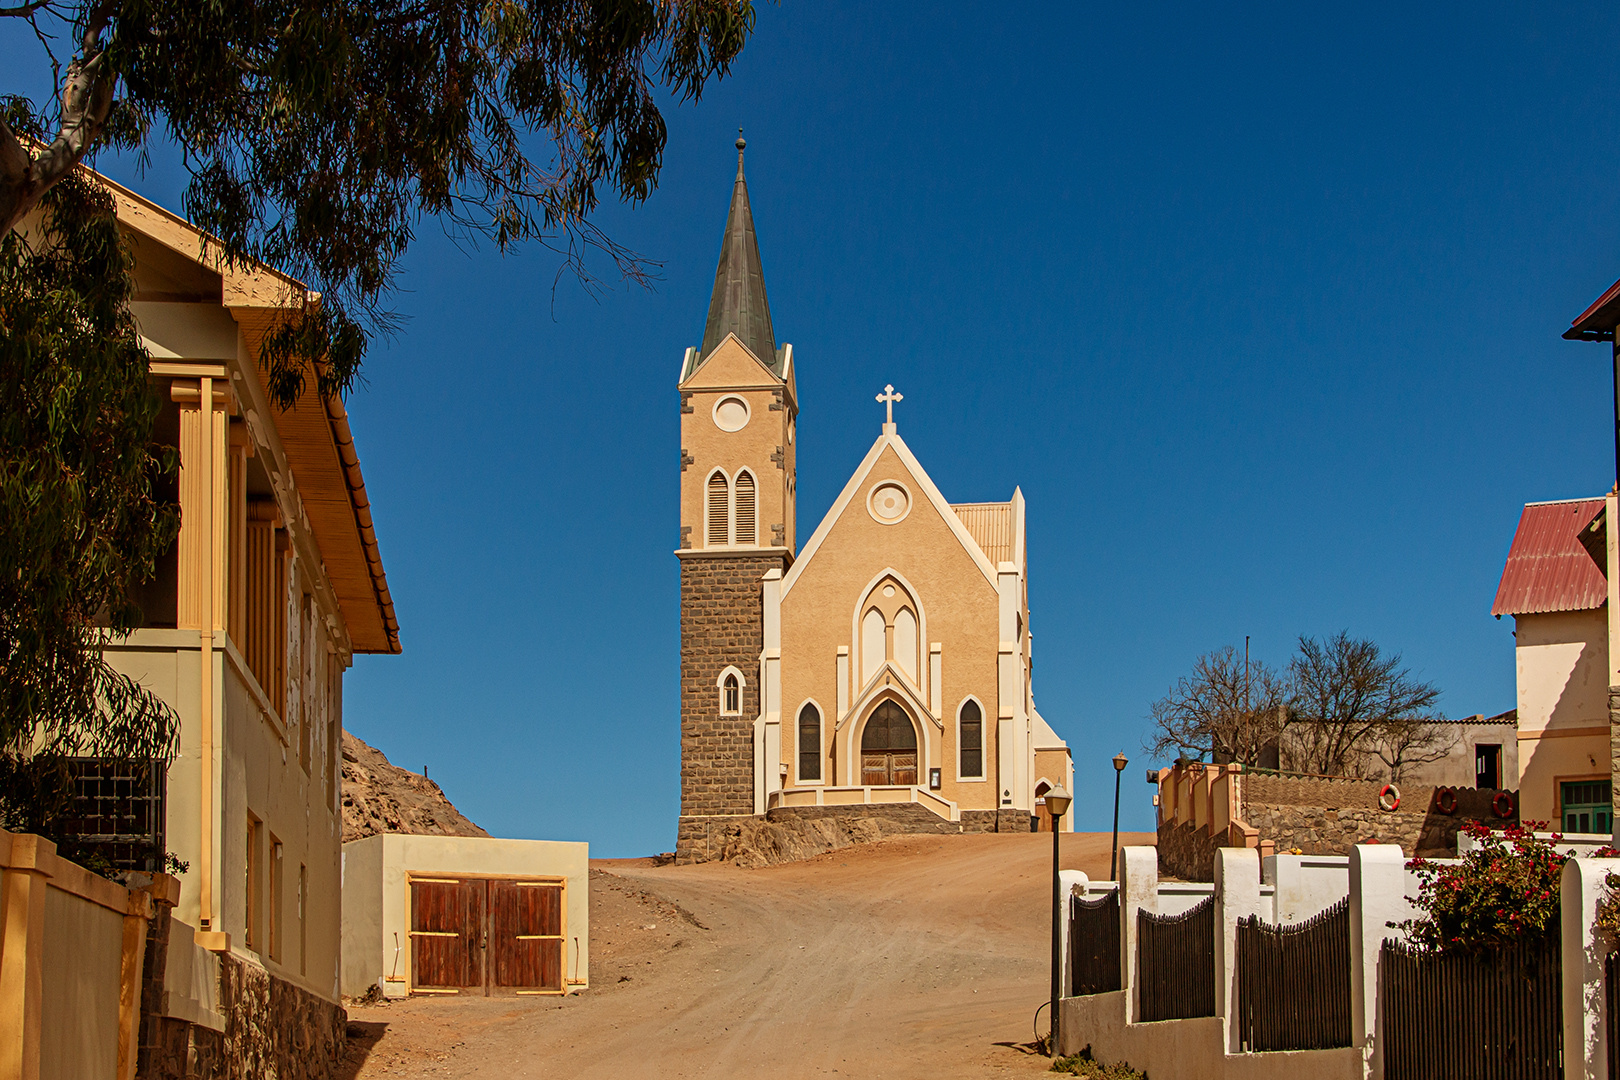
[
  {"xmin": 1056, "ymin": 869, "xmax": 1087, "ymax": 1005},
  {"xmin": 1349, "ymin": 843, "xmax": 1405, "ymax": 1080},
  {"xmin": 1119, "ymin": 846, "xmax": 1157, "ymax": 1023},
  {"xmin": 1214, "ymin": 846, "xmax": 1263, "ymax": 1054},
  {"xmin": 0, "ymin": 833, "xmax": 56, "ymax": 1080},
  {"xmin": 1562, "ymin": 857, "xmax": 1619, "ymax": 1080}
]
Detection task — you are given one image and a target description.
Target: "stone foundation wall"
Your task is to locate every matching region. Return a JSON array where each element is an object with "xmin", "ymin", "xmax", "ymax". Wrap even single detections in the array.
[
  {"xmin": 677, "ymin": 552, "xmax": 787, "ymax": 863},
  {"xmin": 680, "ymin": 803, "xmax": 1027, "ymax": 868},
  {"xmin": 1156, "ymin": 821, "xmax": 1226, "ymax": 881},
  {"xmin": 137, "ymin": 898, "xmax": 345, "ymax": 1080}
]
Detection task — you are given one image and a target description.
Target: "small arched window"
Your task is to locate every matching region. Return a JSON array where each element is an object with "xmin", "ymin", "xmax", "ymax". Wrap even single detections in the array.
[
  {"xmin": 723, "ymin": 672, "xmax": 740, "ymax": 714},
  {"xmin": 798, "ymin": 703, "xmax": 821, "ymax": 782},
  {"xmin": 892, "ymin": 607, "xmax": 918, "ymax": 685},
  {"xmin": 707, "ymin": 471, "xmax": 729, "ymax": 546},
  {"xmin": 959, "ymin": 700, "xmax": 983, "ymax": 779},
  {"xmin": 861, "ymin": 608, "xmax": 886, "ymax": 687},
  {"xmin": 734, "ymin": 471, "xmax": 756, "ymax": 546}
]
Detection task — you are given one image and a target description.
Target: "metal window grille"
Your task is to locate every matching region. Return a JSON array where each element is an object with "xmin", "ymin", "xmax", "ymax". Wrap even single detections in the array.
[{"xmin": 55, "ymin": 757, "xmax": 166, "ymax": 873}]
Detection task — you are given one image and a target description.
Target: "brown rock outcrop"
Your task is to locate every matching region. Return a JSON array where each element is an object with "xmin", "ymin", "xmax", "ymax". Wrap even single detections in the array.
[{"xmin": 340, "ymin": 730, "xmax": 487, "ymax": 843}]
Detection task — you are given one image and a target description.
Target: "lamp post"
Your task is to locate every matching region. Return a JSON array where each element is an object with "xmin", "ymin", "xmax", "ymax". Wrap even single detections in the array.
[
  {"xmin": 1110, "ymin": 753, "xmax": 1128, "ymax": 882},
  {"xmin": 1045, "ymin": 783, "xmax": 1071, "ymax": 1057}
]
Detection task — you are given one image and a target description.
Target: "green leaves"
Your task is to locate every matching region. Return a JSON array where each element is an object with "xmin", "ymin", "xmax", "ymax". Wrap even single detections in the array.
[{"xmin": 1397, "ymin": 822, "xmax": 1566, "ymax": 954}]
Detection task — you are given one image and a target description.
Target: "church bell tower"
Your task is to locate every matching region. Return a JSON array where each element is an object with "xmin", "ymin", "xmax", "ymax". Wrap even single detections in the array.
[{"xmin": 675, "ymin": 137, "xmax": 797, "ymax": 862}]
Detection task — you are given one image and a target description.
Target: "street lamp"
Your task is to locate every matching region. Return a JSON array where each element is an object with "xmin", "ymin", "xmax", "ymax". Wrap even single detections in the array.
[
  {"xmin": 1110, "ymin": 753, "xmax": 1128, "ymax": 882},
  {"xmin": 1045, "ymin": 783, "xmax": 1071, "ymax": 1057}
]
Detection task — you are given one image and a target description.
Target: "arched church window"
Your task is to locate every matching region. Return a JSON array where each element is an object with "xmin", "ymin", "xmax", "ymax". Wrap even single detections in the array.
[
  {"xmin": 798, "ymin": 703, "xmax": 821, "ymax": 782},
  {"xmin": 893, "ymin": 607, "xmax": 918, "ymax": 686},
  {"xmin": 723, "ymin": 672, "xmax": 740, "ymax": 714},
  {"xmin": 959, "ymin": 700, "xmax": 983, "ymax": 779},
  {"xmin": 734, "ymin": 471, "xmax": 756, "ymax": 546},
  {"xmin": 861, "ymin": 608, "xmax": 886, "ymax": 688},
  {"xmin": 707, "ymin": 471, "xmax": 729, "ymax": 546}
]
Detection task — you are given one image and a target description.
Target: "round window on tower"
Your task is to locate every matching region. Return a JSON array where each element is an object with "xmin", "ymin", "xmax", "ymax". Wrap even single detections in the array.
[
  {"xmin": 867, "ymin": 481, "xmax": 912, "ymax": 525},
  {"xmin": 713, "ymin": 396, "xmax": 750, "ymax": 433}
]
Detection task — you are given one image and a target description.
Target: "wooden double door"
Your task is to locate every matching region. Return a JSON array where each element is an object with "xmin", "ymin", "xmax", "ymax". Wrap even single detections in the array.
[
  {"xmin": 410, "ymin": 876, "xmax": 566, "ymax": 995},
  {"xmin": 861, "ymin": 701, "xmax": 919, "ymax": 786}
]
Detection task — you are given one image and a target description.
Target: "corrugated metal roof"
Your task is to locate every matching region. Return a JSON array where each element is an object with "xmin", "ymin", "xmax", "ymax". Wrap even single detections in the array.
[
  {"xmin": 1490, "ymin": 498, "xmax": 1607, "ymax": 617},
  {"xmin": 1565, "ymin": 276, "xmax": 1620, "ymax": 340},
  {"xmin": 952, "ymin": 502, "xmax": 1013, "ymax": 565}
]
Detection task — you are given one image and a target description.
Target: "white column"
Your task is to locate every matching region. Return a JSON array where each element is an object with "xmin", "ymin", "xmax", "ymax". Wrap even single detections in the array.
[
  {"xmin": 1056, "ymin": 869, "xmax": 1088, "ymax": 1003},
  {"xmin": 1214, "ymin": 846, "xmax": 1263, "ymax": 1054},
  {"xmin": 1119, "ymin": 846, "xmax": 1158, "ymax": 1022},
  {"xmin": 996, "ymin": 561, "xmax": 1027, "ymax": 809},
  {"xmin": 1563, "ymin": 857, "xmax": 1620, "ymax": 1080},
  {"xmin": 762, "ymin": 569, "xmax": 783, "ymax": 804},
  {"xmin": 1350, "ymin": 843, "xmax": 1407, "ymax": 1080}
]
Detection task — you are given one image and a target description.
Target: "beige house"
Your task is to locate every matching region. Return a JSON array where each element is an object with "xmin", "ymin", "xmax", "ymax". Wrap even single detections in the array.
[
  {"xmin": 1492, "ymin": 498, "xmax": 1610, "ymax": 833},
  {"xmin": 675, "ymin": 141, "xmax": 1070, "ymax": 860},
  {"xmin": 80, "ymin": 173, "xmax": 401, "ymax": 1008}
]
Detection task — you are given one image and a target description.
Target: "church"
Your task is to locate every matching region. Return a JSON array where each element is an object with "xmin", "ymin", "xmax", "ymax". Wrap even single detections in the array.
[{"xmin": 676, "ymin": 139, "xmax": 1072, "ymax": 861}]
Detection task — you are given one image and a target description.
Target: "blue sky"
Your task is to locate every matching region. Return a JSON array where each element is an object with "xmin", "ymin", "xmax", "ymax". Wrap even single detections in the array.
[{"xmin": 9, "ymin": 2, "xmax": 1620, "ymax": 853}]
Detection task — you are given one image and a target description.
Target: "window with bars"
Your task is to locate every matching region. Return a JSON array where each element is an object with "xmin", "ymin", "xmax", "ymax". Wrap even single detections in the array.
[
  {"xmin": 734, "ymin": 471, "xmax": 756, "ymax": 546},
  {"xmin": 54, "ymin": 758, "xmax": 167, "ymax": 872},
  {"xmin": 1562, "ymin": 780, "xmax": 1612, "ymax": 835},
  {"xmin": 799, "ymin": 704, "xmax": 821, "ymax": 781},
  {"xmin": 707, "ymin": 471, "xmax": 729, "ymax": 546},
  {"xmin": 959, "ymin": 700, "xmax": 983, "ymax": 779}
]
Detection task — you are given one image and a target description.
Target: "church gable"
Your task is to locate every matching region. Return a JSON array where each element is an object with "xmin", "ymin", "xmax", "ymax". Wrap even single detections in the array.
[{"xmin": 680, "ymin": 333, "xmax": 780, "ymax": 390}]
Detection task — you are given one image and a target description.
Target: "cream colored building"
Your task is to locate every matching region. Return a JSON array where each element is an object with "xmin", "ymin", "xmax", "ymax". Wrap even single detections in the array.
[
  {"xmin": 81, "ymin": 174, "xmax": 401, "ymax": 1005},
  {"xmin": 341, "ymin": 834, "xmax": 588, "ymax": 998},
  {"xmin": 1492, "ymin": 497, "xmax": 1611, "ymax": 832},
  {"xmin": 675, "ymin": 141, "xmax": 1071, "ymax": 860}
]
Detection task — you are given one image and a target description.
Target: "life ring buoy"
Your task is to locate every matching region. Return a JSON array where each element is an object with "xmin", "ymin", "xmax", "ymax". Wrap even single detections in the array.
[
  {"xmin": 1435, "ymin": 788, "xmax": 1457, "ymax": 815},
  {"xmin": 1379, "ymin": 784, "xmax": 1401, "ymax": 812},
  {"xmin": 1493, "ymin": 792, "xmax": 1515, "ymax": 819}
]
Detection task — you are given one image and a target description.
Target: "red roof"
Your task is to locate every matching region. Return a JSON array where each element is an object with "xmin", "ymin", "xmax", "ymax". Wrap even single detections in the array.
[
  {"xmin": 1491, "ymin": 499, "xmax": 1607, "ymax": 617},
  {"xmin": 1565, "ymin": 277, "xmax": 1620, "ymax": 340}
]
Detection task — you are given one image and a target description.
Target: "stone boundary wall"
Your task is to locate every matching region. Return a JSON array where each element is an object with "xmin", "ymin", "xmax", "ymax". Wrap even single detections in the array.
[
  {"xmin": 138, "ymin": 900, "xmax": 345, "ymax": 1080},
  {"xmin": 1156, "ymin": 820, "xmax": 1225, "ymax": 881},
  {"xmin": 682, "ymin": 803, "xmax": 1027, "ymax": 869}
]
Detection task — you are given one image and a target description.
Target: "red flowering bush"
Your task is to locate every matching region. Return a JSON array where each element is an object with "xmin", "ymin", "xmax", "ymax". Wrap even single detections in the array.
[{"xmin": 1395, "ymin": 821, "xmax": 1566, "ymax": 954}]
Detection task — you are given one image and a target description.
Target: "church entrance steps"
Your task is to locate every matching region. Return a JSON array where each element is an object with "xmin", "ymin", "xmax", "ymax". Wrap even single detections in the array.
[{"xmin": 770, "ymin": 784, "xmax": 959, "ymax": 822}]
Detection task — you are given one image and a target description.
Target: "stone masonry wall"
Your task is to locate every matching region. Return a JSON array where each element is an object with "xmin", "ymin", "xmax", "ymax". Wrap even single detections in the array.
[
  {"xmin": 693, "ymin": 803, "xmax": 1026, "ymax": 868},
  {"xmin": 678, "ymin": 552, "xmax": 787, "ymax": 862}
]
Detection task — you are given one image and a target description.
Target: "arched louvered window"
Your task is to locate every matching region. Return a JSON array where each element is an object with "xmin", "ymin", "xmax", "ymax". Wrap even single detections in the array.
[
  {"xmin": 734, "ymin": 471, "xmax": 756, "ymax": 546},
  {"xmin": 707, "ymin": 471, "xmax": 730, "ymax": 546},
  {"xmin": 723, "ymin": 672, "xmax": 740, "ymax": 714},
  {"xmin": 798, "ymin": 703, "xmax": 822, "ymax": 782}
]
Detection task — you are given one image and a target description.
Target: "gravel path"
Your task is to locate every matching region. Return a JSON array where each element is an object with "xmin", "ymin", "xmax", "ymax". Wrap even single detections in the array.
[{"xmin": 339, "ymin": 831, "xmax": 1152, "ymax": 1079}]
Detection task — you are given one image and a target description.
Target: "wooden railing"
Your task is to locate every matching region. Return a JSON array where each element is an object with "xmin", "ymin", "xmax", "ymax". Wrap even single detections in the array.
[
  {"xmin": 1068, "ymin": 890, "xmax": 1121, "ymax": 996},
  {"xmin": 1236, "ymin": 897, "xmax": 1351, "ymax": 1051},
  {"xmin": 1382, "ymin": 936, "xmax": 1560, "ymax": 1080},
  {"xmin": 1138, "ymin": 896, "xmax": 1215, "ymax": 1021}
]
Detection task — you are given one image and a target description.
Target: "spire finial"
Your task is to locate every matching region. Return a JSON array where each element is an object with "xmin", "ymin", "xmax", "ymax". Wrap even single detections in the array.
[
  {"xmin": 876, "ymin": 384, "xmax": 903, "ymax": 433},
  {"xmin": 736, "ymin": 128, "xmax": 746, "ymax": 179}
]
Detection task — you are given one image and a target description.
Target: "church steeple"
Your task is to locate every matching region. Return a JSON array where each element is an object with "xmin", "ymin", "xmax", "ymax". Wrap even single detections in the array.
[{"xmin": 700, "ymin": 134, "xmax": 777, "ymax": 367}]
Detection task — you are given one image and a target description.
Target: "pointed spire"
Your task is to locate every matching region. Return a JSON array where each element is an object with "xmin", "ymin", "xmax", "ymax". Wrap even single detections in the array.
[{"xmin": 700, "ymin": 131, "xmax": 777, "ymax": 368}]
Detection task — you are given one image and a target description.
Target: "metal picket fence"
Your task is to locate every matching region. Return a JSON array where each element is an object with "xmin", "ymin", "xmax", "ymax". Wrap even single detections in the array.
[
  {"xmin": 1138, "ymin": 896, "xmax": 1215, "ymax": 1021},
  {"xmin": 1069, "ymin": 889, "xmax": 1121, "ymax": 996},
  {"xmin": 1235, "ymin": 897, "xmax": 1351, "ymax": 1051},
  {"xmin": 1382, "ymin": 936, "xmax": 1561, "ymax": 1080}
]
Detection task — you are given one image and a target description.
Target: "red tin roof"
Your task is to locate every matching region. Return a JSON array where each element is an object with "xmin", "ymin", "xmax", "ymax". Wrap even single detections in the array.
[
  {"xmin": 1491, "ymin": 499, "xmax": 1607, "ymax": 617},
  {"xmin": 1565, "ymin": 277, "xmax": 1620, "ymax": 340}
]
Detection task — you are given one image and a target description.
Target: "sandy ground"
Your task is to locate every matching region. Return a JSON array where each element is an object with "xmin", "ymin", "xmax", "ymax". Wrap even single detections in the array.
[{"xmin": 338, "ymin": 831, "xmax": 1153, "ymax": 1080}]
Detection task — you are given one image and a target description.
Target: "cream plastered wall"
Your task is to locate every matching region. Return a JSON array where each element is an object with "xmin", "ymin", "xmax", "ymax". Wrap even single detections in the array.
[
  {"xmin": 1514, "ymin": 609, "xmax": 1609, "ymax": 824},
  {"xmin": 778, "ymin": 441, "xmax": 1013, "ymax": 811},
  {"xmin": 104, "ymin": 306, "xmax": 351, "ymax": 1004},
  {"xmin": 1033, "ymin": 747, "xmax": 1074, "ymax": 833},
  {"xmin": 679, "ymin": 335, "xmax": 795, "ymax": 553},
  {"xmin": 39, "ymin": 882, "xmax": 124, "ymax": 1080},
  {"xmin": 339, "ymin": 834, "xmax": 590, "ymax": 999}
]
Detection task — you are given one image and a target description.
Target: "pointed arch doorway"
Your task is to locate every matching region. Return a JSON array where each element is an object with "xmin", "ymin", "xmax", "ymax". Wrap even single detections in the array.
[{"xmin": 861, "ymin": 701, "xmax": 919, "ymax": 786}]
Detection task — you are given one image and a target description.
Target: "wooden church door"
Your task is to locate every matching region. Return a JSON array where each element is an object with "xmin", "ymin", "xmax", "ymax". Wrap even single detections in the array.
[{"xmin": 861, "ymin": 701, "xmax": 919, "ymax": 786}]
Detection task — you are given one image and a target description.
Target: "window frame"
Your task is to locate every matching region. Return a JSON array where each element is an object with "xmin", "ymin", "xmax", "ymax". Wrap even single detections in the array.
[
  {"xmin": 716, "ymin": 665, "xmax": 746, "ymax": 717},
  {"xmin": 956, "ymin": 696, "xmax": 987, "ymax": 782},
  {"xmin": 797, "ymin": 701, "xmax": 824, "ymax": 785}
]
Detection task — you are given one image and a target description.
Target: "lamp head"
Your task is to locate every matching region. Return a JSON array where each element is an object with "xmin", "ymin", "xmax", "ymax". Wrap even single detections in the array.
[
  {"xmin": 1045, "ymin": 785, "xmax": 1071, "ymax": 819},
  {"xmin": 1113, "ymin": 752, "xmax": 1129, "ymax": 773}
]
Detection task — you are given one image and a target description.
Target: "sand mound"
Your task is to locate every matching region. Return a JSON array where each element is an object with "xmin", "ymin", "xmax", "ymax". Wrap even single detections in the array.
[{"xmin": 340, "ymin": 730, "xmax": 488, "ymax": 843}]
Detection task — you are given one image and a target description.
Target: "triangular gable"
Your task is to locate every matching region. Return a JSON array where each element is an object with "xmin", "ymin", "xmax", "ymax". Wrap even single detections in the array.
[
  {"xmin": 679, "ymin": 332, "xmax": 780, "ymax": 389},
  {"xmin": 839, "ymin": 662, "xmax": 941, "ymax": 733},
  {"xmin": 781, "ymin": 429, "xmax": 1000, "ymax": 598}
]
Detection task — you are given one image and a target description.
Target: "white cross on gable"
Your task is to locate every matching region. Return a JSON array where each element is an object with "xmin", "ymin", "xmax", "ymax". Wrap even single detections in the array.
[{"xmin": 876, "ymin": 384, "xmax": 903, "ymax": 427}]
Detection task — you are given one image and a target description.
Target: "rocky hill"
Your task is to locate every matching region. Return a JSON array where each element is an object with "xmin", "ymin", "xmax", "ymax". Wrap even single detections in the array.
[{"xmin": 341, "ymin": 730, "xmax": 488, "ymax": 842}]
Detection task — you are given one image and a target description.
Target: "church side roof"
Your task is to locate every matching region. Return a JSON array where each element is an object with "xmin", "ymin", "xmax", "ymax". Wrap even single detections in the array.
[
  {"xmin": 952, "ymin": 503, "xmax": 1014, "ymax": 566},
  {"xmin": 693, "ymin": 137, "xmax": 780, "ymax": 378}
]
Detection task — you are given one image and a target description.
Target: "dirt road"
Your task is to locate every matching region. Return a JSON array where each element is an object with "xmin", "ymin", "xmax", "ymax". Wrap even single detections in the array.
[{"xmin": 340, "ymin": 831, "xmax": 1152, "ymax": 1079}]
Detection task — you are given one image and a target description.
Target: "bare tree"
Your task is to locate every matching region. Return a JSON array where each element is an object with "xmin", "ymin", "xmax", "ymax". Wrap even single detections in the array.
[
  {"xmin": 1146, "ymin": 646, "xmax": 1288, "ymax": 766},
  {"xmin": 1284, "ymin": 632, "xmax": 1441, "ymax": 778}
]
